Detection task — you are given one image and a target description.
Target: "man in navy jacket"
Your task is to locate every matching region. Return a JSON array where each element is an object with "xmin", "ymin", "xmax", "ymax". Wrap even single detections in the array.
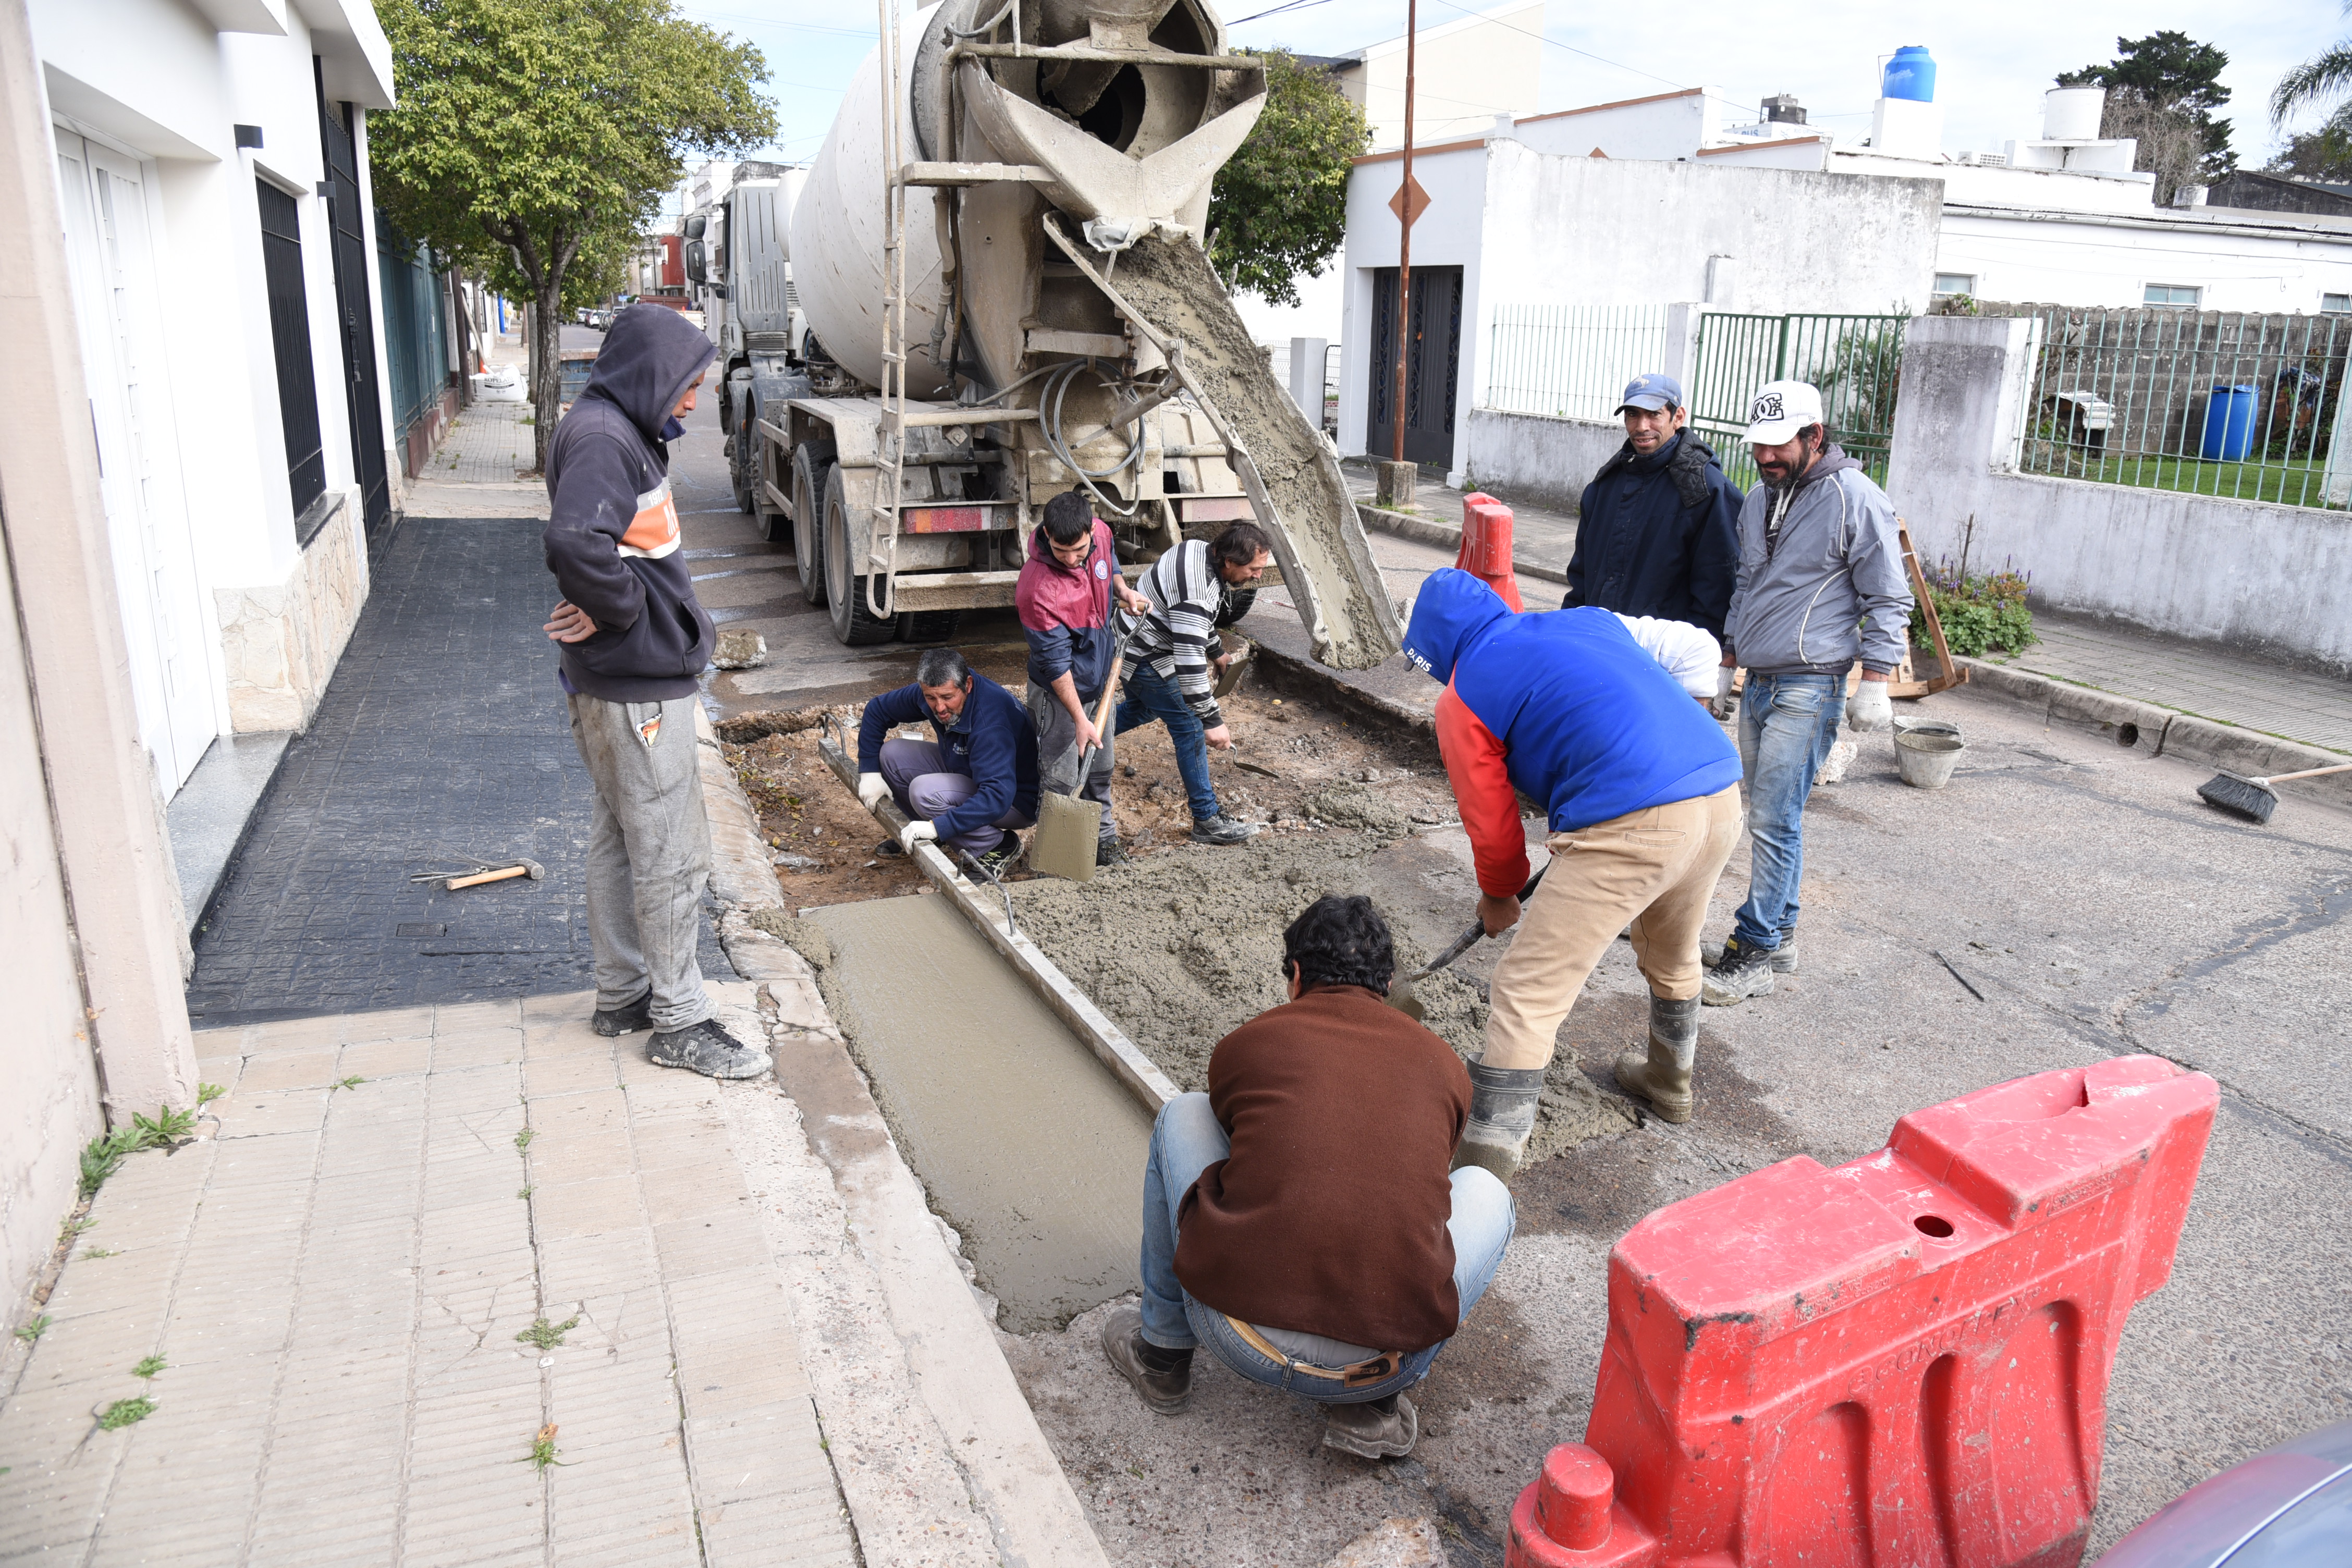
[
  {"xmin": 542, "ymin": 304, "xmax": 768, "ymax": 1081},
  {"xmin": 856, "ymin": 650, "xmax": 1040, "ymax": 873},
  {"xmin": 1561, "ymin": 373, "xmax": 1742, "ymax": 639}
]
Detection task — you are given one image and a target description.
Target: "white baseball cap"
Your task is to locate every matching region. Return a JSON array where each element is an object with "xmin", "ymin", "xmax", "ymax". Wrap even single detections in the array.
[{"xmin": 1743, "ymin": 379, "xmax": 1825, "ymax": 445}]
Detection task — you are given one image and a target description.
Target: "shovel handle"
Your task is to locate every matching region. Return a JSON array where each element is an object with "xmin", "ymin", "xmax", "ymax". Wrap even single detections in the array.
[{"xmin": 446, "ymin": 865, "xmax": 529, "ymax": 891}]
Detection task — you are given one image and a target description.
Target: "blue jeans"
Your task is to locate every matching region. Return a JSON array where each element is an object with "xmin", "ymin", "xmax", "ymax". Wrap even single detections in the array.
[
  {"xmin": 1732, "ymin": 672, "xmax": 1845, "ymax": 951},
  {"xmin": 1113, "ymin": 663, "xmax": 1219, "ymax": 822},
  {"xmin": 1137, "ymin": 1094, "xmax": 1516, "ymax": 1405}
]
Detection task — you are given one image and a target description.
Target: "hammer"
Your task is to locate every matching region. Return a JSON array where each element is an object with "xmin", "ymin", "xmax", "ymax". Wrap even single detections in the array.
[{"xmin": 443, "ymin": 859, "xmax": 545, "ymax": 892}]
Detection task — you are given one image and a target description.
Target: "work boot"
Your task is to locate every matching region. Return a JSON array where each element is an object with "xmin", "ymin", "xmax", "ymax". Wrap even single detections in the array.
[
  {"xmin": 1706, "ymin": 928, "xmax": 1798, "ymax": 974},
  {"xmin": 875, "ymin": 837, "xmax": 905, "ymax": 858},
  {"xmin": 1190, "ymin": 814, "xmax": 1259, "ymax": 846},
  {"xmin": 1614, "ymin": 995, "xmax": 1699, "ymax": 1123},
  {"xmin": 1453, "ymin": 1062, "xmax": 1545, "ymax": 1179},
  {"xmin": 1099, "ymin": 1306, "xmax": 1192, "ymax": 1414},
  {"xmin": 973, "ymin": 829, "xmax": 1024, "ymax": 877},
  {"xmin": 1323, "ymin": 1392, "xmax": 1419, "ymax": 1459},
  {"xmin": 592, "ymin": 991, "xmax": 654, "ymax": 1037},
  {"xmin": 1701, "ymin": 941, "xmax": 1777, "ymax": 1007},
  {"xmin": 1095, "ymin": 838, "xmax": 1130, "ymax": 868},
  {"xmin": 647, "ymin": 1018, "xmax": 773, "ymax": 1080}
]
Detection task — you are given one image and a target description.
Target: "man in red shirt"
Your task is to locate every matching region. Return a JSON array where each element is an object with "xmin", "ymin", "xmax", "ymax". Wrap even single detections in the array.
[{"xmin": 1098, "ymin": 896, "xmax": 1516, "ymax": 1459}]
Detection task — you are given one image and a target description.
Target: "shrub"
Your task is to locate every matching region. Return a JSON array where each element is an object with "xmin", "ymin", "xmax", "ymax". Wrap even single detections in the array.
[{"xmin": 1913, "ymin": 556, "xmax": 2037, "ymax": 658}]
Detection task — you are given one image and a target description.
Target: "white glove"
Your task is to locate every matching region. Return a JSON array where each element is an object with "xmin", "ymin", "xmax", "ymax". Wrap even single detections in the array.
[
  {"xmin": 857, "ymin": 772, "xmax": 887, "ymax": 810},
  {"xmin": 1713, "ymin": 666, "xmax": 1737, "ymax": 719},
  {"xmin": 1846, "ymin": 679, "xmax": 1893, "ymax": 733},
  {"xmin": 898, "ymin": 820, "xmax": 938, "ymax": 853}
]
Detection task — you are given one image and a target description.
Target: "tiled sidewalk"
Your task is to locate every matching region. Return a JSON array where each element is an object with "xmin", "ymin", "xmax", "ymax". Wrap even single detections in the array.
[{"xmin": 0, "ymin": 984, "xmax": 853, "ymax": 1566}]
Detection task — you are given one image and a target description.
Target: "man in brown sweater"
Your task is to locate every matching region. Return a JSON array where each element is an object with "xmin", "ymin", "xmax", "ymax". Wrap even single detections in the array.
[{"xmin": 1099, "ymin": 897, "xmax": 1517, "ymax": 1458}]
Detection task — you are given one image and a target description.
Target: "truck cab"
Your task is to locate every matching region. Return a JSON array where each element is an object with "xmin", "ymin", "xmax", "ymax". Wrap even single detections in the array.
[{"xmin": 684, "ymin": 161, "xmax": 811, "ymax": 523}]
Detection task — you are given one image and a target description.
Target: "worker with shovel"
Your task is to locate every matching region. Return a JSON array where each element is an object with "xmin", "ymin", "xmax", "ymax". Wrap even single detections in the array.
[
  {"xmin": 1402, "ymin": 569, "xmax": 1744, "ymax": 1174},
  {"xmin": 1018, "ymin": 492, "xmax": 1152, "ymax": 869}
]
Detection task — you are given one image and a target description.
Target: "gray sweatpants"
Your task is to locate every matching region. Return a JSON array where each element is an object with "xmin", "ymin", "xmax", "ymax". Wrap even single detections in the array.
[
  {"xmin": 568, "ymin": 692, "xmax": 713, "ymax": 1033},
  {"xmin": 1025, "ymin": 681, "xmax": 1116, "ymax": 844}
]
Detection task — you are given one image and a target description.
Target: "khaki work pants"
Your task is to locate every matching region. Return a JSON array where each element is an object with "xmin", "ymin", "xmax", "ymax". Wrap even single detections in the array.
[{"xmin": 1483, "ymin": 785, "xmax": 1744, "ymax": 1072}]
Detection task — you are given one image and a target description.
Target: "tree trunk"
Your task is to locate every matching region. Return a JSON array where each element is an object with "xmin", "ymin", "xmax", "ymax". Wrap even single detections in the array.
[{"xmin": 532, "ymin": 278, "xmax": 566, "ymax": 473}]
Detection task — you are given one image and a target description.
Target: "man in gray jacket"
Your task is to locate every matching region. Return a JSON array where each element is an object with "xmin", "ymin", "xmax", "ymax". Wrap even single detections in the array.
[{"xmin": 1705, "ymin": 380, "xmax": 1913, "ymax": 1006}]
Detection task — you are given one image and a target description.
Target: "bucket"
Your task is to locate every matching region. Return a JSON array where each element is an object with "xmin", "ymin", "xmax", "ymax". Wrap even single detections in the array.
[
  {"xmin": 1894, "ymin": 716, "xmax": 1960, "ymax": 741},
  {"xmin": 1895, "ymin": 731, "xmax": 1966, "ymax": 789}
]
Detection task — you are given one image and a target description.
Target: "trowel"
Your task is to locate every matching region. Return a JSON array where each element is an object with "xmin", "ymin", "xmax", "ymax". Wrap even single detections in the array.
[
  {"xmin": 1029, "ymin": 611, "xmax": 1136, "ymax": 884},
  {"xmin": 1388, "ymin": 863, "xmax": 1549, "ymax": 1022}
]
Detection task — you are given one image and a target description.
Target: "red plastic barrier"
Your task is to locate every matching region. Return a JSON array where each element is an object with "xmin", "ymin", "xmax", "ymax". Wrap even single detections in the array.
[
  {"xmin": 1509, "ymin": 1057, "xmax": 2218, "ymax": 1568},
  {"xmin": 1456, "ymin": 492, "xmax": 1523, "ymax": 611}
]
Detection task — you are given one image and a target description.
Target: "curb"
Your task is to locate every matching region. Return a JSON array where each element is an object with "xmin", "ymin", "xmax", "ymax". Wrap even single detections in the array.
[
  {"xmin": 1955, "ymin": 656, "xmax": 2352, "ymax": 811},
  {"xmin": 1355, "ymin": 502, "xmax": 1574, "ymax": 587},
  {"xmin": 1246, "ymin": 641, "xmax": 1440, "ymax": 755}
]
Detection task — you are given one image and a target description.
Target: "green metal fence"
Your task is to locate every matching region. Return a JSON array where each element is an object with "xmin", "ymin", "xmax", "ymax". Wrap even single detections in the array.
[
  {"xmin": 2007, "ymin": 307, "xmax": 2350, "ymax": 510},
  {"xmin": 1484, "ymin": 304, "xmax": 1672, "ymax": 423},
  {"xmin": 1689, "ymin": 312, "xmax": 1910, "ymax": 492}
]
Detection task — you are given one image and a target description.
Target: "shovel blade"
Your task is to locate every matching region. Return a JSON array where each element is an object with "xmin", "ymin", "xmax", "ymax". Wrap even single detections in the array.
[
  {"xmin": 1030, "ymin": 790, "xmax": 1104, "ymax": 883},
  {"xmin": 1386, "ymin": 977, "xmax": 1426, "ymax": 1021}
]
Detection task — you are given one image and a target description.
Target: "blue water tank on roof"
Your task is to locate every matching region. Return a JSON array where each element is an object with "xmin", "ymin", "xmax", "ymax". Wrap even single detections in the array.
[{"xmin": 1883, "ymin": 46, "xmax": 1936, "ymax": 103}]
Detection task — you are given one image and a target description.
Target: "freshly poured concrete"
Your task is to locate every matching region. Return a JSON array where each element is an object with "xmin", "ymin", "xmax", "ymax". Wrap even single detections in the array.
[{"xmin": 808, "ymin": 893, "xmax": 1154, "ymax": 1332}]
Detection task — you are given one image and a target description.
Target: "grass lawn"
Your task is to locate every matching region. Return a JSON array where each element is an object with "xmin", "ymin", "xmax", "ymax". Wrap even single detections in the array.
[{"xmin": 2034, "ymin": 450, "xmax": 2345, "ymax": 508}]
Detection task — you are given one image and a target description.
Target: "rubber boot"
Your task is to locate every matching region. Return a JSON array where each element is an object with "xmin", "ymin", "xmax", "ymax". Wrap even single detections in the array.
[
  {"xmin": 1453, "ymin": 1062, "xmax": 1545, "ymax": 1179},
  {"xmin": 1614, "ymin": 995, "xmax": 1698, "ymax": 1123}
]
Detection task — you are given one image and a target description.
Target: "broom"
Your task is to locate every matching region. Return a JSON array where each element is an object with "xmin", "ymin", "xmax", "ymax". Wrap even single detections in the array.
[{"xmin": 2195, "ymin": 762, "xmax": 2352, "ymax": 825}]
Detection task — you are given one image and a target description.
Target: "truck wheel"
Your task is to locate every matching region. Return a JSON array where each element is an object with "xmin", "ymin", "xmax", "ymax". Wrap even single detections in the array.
[
  {"xmin": 1215, "ymin": 588, "xmax": 1257, "ymax": 628},
  {"xmin": 823, "ymin": 467, "xmax": 897, "ymax": 647},
  {"xmin": 791, "ymin": 441, "xmax": 836, "ymax": 606},
  {"xmin": 896, "ymin": 610, "xmax": 962, "ymax": 644},
  {"xmin": 729, "ymin": 376, "xmax": 757, "ymax": 514}
]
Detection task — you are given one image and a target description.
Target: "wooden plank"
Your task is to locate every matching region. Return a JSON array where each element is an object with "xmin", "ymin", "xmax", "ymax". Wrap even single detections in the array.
[
  {"xmin": 1025, "ymin": 328, "xmax": 1131, "ymax": 359},
  {"xmin": 900, "ymin": 161, "xmax": 1052, "ymax": 187},
  {"xmin": 816, "ymin": 737, "xmax": 1178, "ymax": 1114},
  {"xmin": 1897, "ymin": 518, "xmax": 1970, "ymax": 695}
]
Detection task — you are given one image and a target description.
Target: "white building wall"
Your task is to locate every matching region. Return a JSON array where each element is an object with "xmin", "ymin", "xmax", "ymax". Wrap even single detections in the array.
[
  {"xmin": 1511, "ymin": 89, "xmax": 1711, "ymax": 162},
  {"xmin": 1934, "ymin": 209, "xmax": 2352, "ymax": 315},
  {"xmin": 1340, "ymin": 3, "xmax": 1544, "ymax": 151}
]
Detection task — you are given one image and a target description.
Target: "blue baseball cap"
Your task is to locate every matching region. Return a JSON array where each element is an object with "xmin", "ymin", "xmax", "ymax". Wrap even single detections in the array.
[{"xmin": 1616, "ymin": 373, "xmax": 1683, "ymax": 413}]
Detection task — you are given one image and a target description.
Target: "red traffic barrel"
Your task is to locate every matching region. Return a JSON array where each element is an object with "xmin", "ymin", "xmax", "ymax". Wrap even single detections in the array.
[{"xmin": 1455, "ymin": 492, "xmax": 1523, "ymax": 611}]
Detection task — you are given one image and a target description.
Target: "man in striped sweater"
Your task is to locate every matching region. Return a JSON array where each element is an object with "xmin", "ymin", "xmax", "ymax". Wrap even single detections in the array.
[{"xmin": 1114, "ymin": 521, "xmax": 1271, "ymax": 846}]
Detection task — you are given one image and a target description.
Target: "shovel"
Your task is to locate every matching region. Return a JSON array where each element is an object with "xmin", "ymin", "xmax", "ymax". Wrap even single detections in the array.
[
  {"xmin": 1028, "ymin": 614, "xmax": 1135, "ymax": 884},
  {"xmin": 1388, "ymin": 863, "xmax": 1549, "ymax": 1022}
]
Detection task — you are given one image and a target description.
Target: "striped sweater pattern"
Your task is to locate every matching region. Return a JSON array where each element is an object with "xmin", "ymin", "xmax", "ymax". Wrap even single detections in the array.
[{"xmin": 1125, "ymin": 538, "xmax": 1227, "ymax": 727}]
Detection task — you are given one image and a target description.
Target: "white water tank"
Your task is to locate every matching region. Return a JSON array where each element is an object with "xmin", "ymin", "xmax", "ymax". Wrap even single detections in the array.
[{"xmin": 2043, "ymin": 87, "xmax": 2105, "ymax": 142}]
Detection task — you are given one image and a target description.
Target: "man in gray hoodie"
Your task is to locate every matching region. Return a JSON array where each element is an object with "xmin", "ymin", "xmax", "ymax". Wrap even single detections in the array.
[{"xmin": 1705, "ymin": 380, "xmax": 1913, "ymax": 1006}]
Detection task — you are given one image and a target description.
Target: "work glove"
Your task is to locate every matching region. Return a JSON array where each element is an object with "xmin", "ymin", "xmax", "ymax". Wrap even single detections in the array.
[
  {"xmin": 857, "ymin": 772, "xmax": 887, "ymax": 810},
  {"xmin": 1712, "ymin": 666, "xmax": 1737, "ymax": 720},
  {"xmin": 1846, "ymin": 679, "xmax": 1893, "ymax": 733},
  {"xmin": 898, "ymin": 820, "xmax": 938, "ymax": 854}
]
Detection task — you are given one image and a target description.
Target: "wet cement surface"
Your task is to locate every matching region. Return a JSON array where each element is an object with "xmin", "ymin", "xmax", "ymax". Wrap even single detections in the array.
[{"xmin": 806, "ymin": 892, "xmax": 1153, "ymax": 1332}]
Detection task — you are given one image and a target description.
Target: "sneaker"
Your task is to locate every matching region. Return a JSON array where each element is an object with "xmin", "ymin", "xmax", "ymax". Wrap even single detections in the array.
[
  {"xmin": 1099, "ymin": 1306, "xmax": 1192, "ymax": 1414},
  {"xmin": 1701, "ymin": 944, "xmax": 1777, "ymax": 1007},
  {"xmin": 1189, "ymin": 814, "xmax": 1260, "ymax": 846},
  {"xmin": 876, "ymin": 838, "xmax": 906, "ymax": 858},
  {"xmin": 592, "ymin": 991, "xmax": 654, "ymax": 1037},
  {"xmin": 647, "ymin": 1017, "xmax": 773, "ymax": 1079},
  {"xmin": 973, "ymin": 829, "xmax": 1024, "ymax": 877},
  {"xmin": 1095, "ymin": 839, "xmax": 1130, "ymax": 868},
  {"xmin": 1323, "ymin": 1393, "xmax": 1418, "ymax": 1459},
  {"xmin": 1706, "ymin": 930, "xmax": 1798, "ymax": 974}
]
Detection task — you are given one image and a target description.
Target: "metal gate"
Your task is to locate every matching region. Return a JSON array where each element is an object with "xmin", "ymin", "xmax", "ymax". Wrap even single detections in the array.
[
  {"xmin": 318, "ymin": 68, "xmax": 392, "ymax": 544},
  {"xmin": 1690, "ymin": 312, "xmax": 1909, "ymax": 492}
]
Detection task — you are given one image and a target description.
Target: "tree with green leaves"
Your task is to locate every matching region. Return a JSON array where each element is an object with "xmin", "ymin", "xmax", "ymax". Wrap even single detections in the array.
[
  {"xmin": 369, "ymin": 0, "xmax": 776, "ymax": 469},
  {"xmin": 1208, "ymin": 52, "xmax": 1371, "ymax": 308},
  {"xmin": 2273, "ymin": 3, "xmax": 2352, "ymax": 140},
  {"xmin": 2059, "ymin": 31, "xmax": 2235, "ymax": 203}
]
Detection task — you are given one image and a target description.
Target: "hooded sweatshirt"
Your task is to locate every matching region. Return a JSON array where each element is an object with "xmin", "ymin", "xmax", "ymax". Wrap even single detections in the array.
[
  {"xmin": 1402, "ymin": 569, "xmax": 1741, "ymax": 898},
  {"xmin": 543, "ymin": 305, "xmax": 719, "ymax": 701},
  {"xmin": 1722, "ymin": 443, "xmax": 1914, "ymax": 678},
  {"xmin": 1015, "ymin": 520, "xmax": 1119, "ymax": 698}
]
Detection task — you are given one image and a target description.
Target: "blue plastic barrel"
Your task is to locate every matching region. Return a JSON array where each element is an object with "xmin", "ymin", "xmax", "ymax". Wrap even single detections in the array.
[
  {"xmin": 1883, "ymin": 46, "xmax": 1937, "ymax": 104},
  {"xmin": 2200, "ymin": 385, "xmax": 2257, "ymax": 462}
]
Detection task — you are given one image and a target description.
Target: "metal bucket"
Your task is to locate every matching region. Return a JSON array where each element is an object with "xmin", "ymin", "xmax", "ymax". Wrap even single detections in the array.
[
  {"xmin": 1894, "ymin": 716, "xmax": 1960, "ymax": 741},
  {"xmin": 1895, "ymin": 731, "xmax": 1966, "ymax": 789}
]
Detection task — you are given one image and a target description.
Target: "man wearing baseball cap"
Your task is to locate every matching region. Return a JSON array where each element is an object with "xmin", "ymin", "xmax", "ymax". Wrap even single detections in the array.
[
  {"xmin": 1561, "ymin": 373, "xmax": 1742, "ymax": 639},
  {"xmin": 1705, "ymin": 380, "xmax": 1913, "ymax": 1007}
]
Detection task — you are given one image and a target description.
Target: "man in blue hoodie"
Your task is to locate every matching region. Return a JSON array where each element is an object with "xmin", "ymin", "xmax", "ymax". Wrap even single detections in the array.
[
  {"xmin": 542, "ymin": 304, "xmax": 769, "ymax": 1081},
  {"xmin": 1402, "ymin": 569, "xmax": 1744, "ymax": 1174},
  {"xmin": 855, "ymin": 649, "xmax": 1040, "ymax": 874}
]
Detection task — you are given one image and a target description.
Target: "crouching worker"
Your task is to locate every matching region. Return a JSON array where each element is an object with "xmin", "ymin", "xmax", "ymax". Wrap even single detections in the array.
[
  {"xmin": 1403, "ymin": 569, "xmax": 1744, "ymax": 1172},
  {"xmin": 1100, "ymin": 896, "xmax": 1515, "ymax": 1459},
  {"xmin": 1018, "ymin": 491, "xmax": 1152, "ymax": 868},
  {"xmin": 855, "ymin": 648, "xmax": 1039, "ymax": 876}
]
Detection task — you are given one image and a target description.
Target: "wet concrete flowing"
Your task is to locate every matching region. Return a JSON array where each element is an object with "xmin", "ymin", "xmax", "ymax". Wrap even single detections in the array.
[{"xmin": 798, "ymin": 893, "xmax": 1154, "ymax": 1332}]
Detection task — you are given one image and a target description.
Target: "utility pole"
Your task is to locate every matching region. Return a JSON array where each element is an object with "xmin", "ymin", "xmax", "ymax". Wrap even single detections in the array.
[{"xmin": 1378, "ymin": 0, "xmax": 1421, "ymax": 510}]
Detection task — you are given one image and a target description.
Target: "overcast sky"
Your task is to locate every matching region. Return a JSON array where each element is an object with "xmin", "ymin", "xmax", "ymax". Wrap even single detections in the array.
[{"xmin": 673, "ymin": 0, "xmax": 2343, "ymax": 185}]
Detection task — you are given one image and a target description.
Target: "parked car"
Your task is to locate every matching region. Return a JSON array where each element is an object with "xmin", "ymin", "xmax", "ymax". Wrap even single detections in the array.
[{"xmin": 2096, "ymin": 1419, "xmax": 2352, "ymax": 1566}]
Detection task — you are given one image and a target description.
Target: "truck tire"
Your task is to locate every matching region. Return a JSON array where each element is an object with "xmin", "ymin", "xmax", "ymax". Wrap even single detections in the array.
[
  {"xmin": 729, "ymin": 375, "xmax": 757, "ymax": 515},
  {"xmin": 1215, "ymin": 588, "xmax": 1257, "ymax": 628},
  {"xmin": 896, "ymin": 610, "xmax": 962, "ymax": 644},
  {"xmin": 823, "ymin": 467, "xmax": 897, "ymax": 647},
  {"xmin": 791, "ymin": 441, "xmax": 836, "ymax": 606}
]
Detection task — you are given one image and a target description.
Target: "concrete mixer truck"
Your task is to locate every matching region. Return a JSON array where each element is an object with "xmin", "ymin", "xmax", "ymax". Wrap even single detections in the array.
[{"xmin": 708, "ymin": 0, "xmax": 1399, "ymax": 667}]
